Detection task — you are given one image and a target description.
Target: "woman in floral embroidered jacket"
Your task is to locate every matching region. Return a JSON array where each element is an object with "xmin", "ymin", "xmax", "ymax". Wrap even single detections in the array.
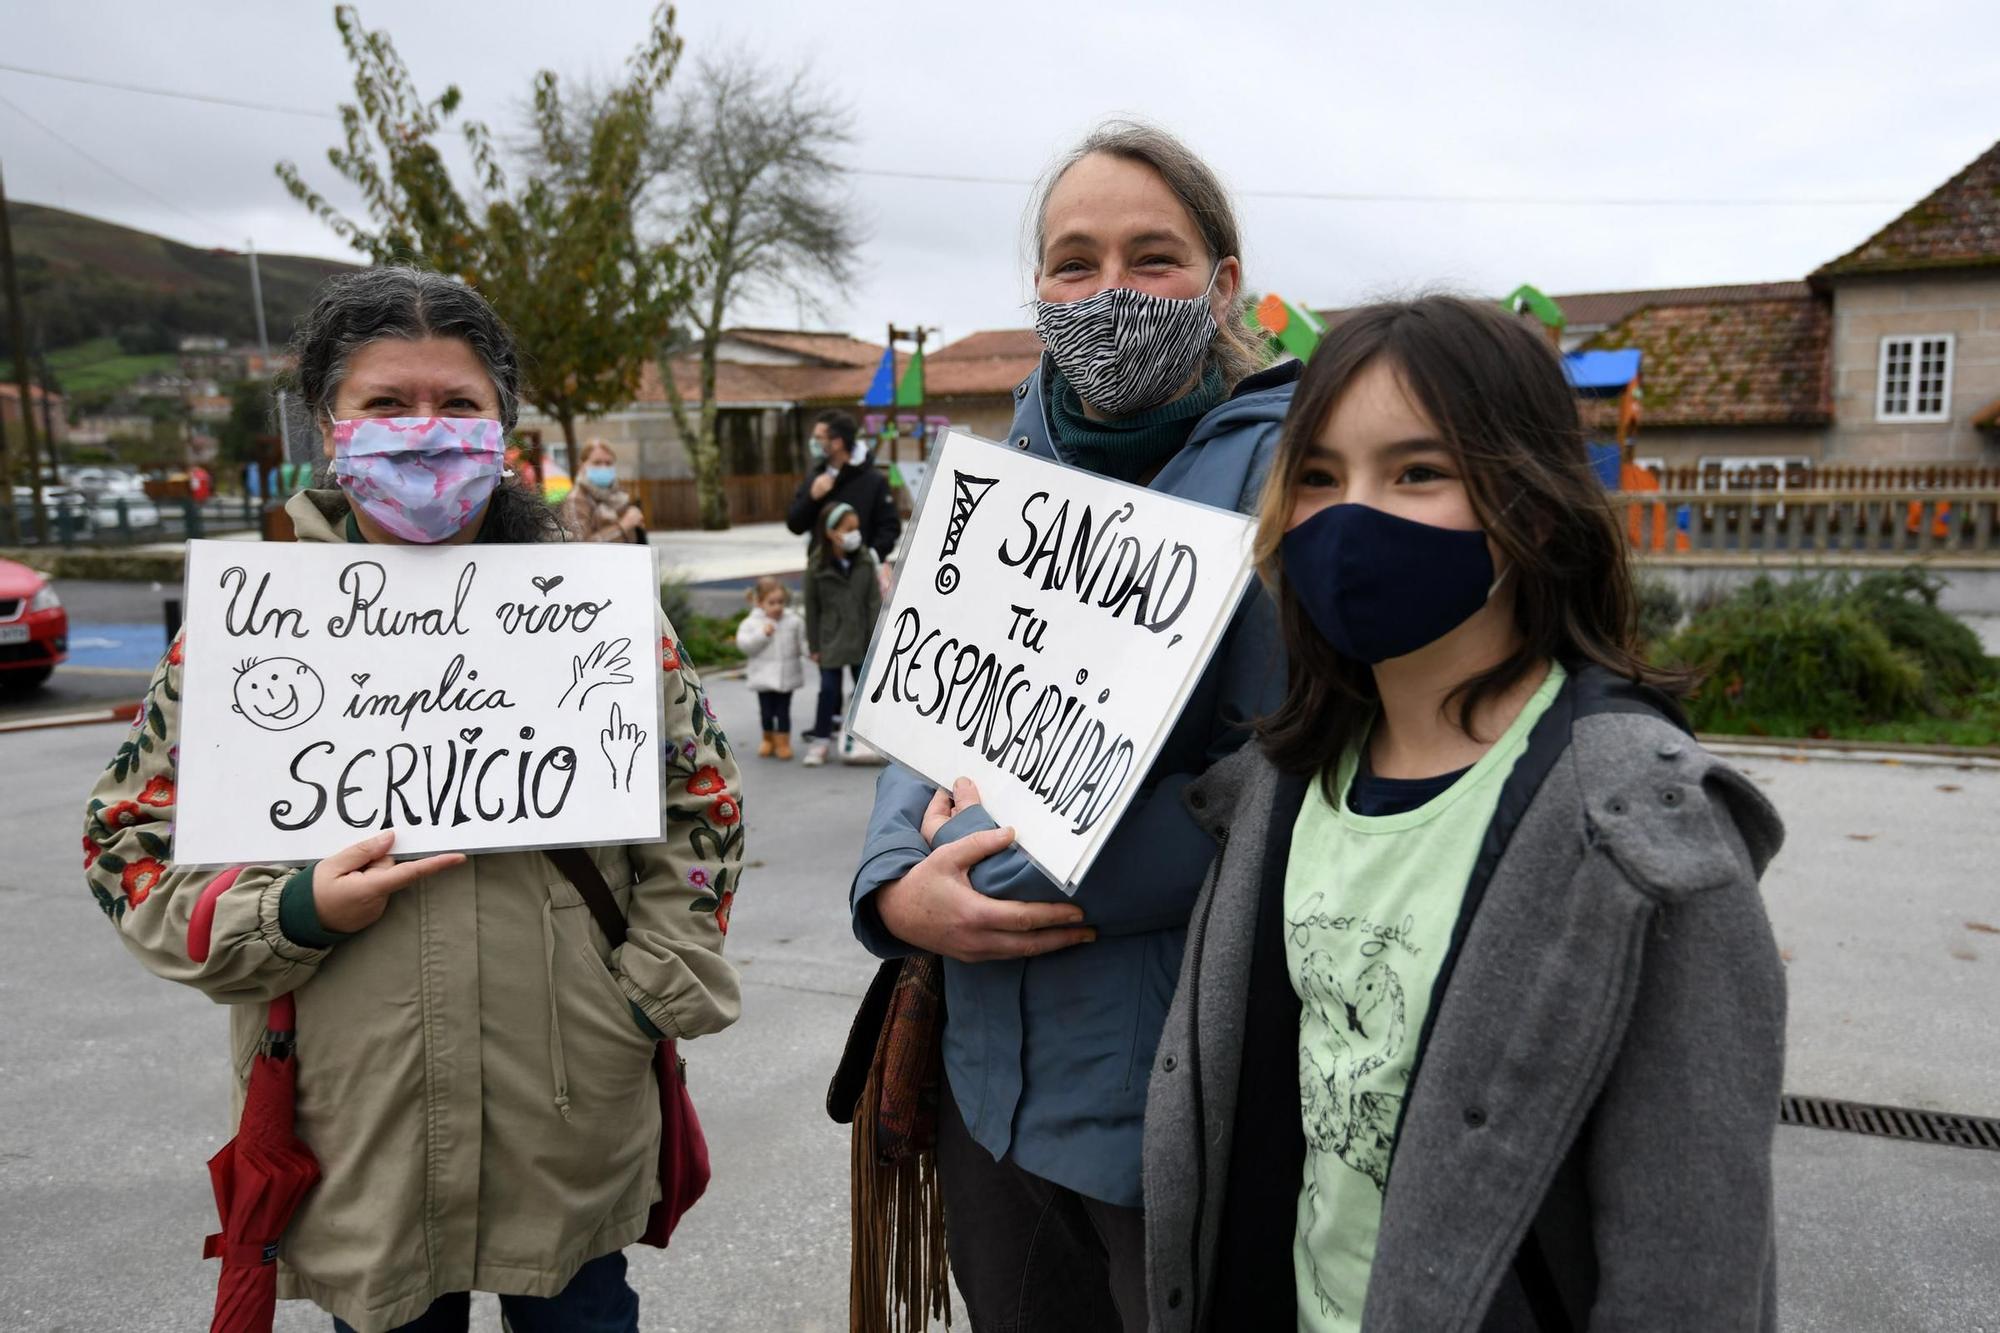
[{"xmin": 80, "ymin": 268, "xmax": 743, "ymax": 1333}]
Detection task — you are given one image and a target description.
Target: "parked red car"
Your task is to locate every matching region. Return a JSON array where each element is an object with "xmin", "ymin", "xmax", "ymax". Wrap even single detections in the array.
[{"xmin": 0, "ymin": 559, "xmax": 67, "ymax": 690}]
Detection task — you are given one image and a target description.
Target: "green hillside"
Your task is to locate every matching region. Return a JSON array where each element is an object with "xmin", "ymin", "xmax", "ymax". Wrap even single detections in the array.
[{"xmin": 1, "ymin": 201, "xmax": 356, "ymax": 368}]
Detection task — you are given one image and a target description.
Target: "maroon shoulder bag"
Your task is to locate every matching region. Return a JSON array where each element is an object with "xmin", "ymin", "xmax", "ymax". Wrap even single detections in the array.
[{"xmin": 547, "ymin": 847, "xmax": 710, "ymax": 1247}]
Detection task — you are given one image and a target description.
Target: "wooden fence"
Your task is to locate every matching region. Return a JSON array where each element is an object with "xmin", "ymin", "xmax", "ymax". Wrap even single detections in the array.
[
  {"xmin": 1642, "ymin": 462, "xmax": 2000, "ymax": 492},
  {"xmin": 1615, "ymin": 489, "xmax": 2000, "ymax": 557},
  {"xmin": 632, "ymin": 473, "xmax": 802, "ymax": 530}
]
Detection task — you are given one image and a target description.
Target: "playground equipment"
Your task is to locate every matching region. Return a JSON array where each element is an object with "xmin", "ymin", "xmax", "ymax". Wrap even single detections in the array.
[
  {"xmin": 1244, "ymin": 293, "xmax": 1326, "ymax": 361},
  {"xmin": 861, "ymin": 325, "xmax": 937, "ymax": 463},
  {"xmin": 1503, "ymin": 283, "xmax": 1567, "ymax": 346}
]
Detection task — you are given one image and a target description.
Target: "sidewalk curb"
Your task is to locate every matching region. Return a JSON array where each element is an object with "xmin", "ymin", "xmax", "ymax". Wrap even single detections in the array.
[
  {"xmin": 1701, "ymin": 732, "xmax": 2000, "ymax": 769},
  {"xmin": 0, "ymin": 701, "xmax": 143, "ymax": 734}
]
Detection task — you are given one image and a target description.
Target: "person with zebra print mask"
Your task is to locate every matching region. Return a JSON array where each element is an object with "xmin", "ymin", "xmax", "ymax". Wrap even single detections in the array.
[{"xmin": 845, "ymin": 120, "xmax": 1300, "ymax": 1332}]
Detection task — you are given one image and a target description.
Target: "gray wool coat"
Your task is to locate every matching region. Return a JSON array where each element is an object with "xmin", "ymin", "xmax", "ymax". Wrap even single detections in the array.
[{"xmin": 1142, "ymin": 667, "xmax": 1788, "ymax": 1332}]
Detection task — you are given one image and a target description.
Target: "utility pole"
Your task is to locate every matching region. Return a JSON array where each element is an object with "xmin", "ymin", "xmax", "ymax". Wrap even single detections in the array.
[
  {"xmin": 246, "ymin": 238, "xmax": 295, "ymax": 468},
  {"xmin": 0, "ymin": 160, "xmax": 48, "ymax": 543},
  {"xmin": 35, "ymin": 334, "xmax": 58, "ymax": 479},
  {"xmin": 886, "ymin": 323, "xmax": 937, "ymax": 462},
  {"xmin": 883, "ymin": 321, "xmax": 899, "ymax": 465}
]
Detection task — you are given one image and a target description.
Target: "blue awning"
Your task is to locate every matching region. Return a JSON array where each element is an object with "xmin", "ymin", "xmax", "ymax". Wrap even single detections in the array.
[{"xmin": 1563, "ymin": 348, "xmax": 1641, "ymax": 395}]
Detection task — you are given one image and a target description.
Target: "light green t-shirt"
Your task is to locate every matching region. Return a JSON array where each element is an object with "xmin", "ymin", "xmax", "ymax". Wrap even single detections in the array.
[{"xmin": 1286, "ymin": 662, "xmax": 1565, "ymax": 1331}]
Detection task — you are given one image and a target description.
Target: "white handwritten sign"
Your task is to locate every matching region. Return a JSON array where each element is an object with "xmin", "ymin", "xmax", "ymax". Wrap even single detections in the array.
[
  {"xmin": 173, "ymin": 539, "xmax": 666, "ymax": 865},
  {"xmin": 848, "ymin": 429, "xmax": 1256, "ymax": 890}
]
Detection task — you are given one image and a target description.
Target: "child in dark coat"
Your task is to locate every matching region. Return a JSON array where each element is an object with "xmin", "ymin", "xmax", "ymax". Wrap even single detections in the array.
[{"xmin": 801, "ymin": 501, "xmax": 882, "ymax": 766}]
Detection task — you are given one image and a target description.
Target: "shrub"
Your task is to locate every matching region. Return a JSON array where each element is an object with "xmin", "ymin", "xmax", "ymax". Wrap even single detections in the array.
[
  {"xmin": 1663, "ymin": 574, "xmax": 1926, "ymax": 733},
  {"xmin": 674, "ymin": 610, "xmax": 748, "ymax": 671},
  {"xmin": 1634, "ymin": 575, "xmax": 1683, "ymax": 651},
  {"xmin": 1846, "ymin": 568, "xmax": 1996, "ymax": 701}
]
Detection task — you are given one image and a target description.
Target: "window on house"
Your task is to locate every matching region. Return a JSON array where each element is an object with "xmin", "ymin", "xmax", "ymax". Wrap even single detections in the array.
[{"xmin": 1877, "ymin": 334, "xmax": 1953, "ymax": 422}]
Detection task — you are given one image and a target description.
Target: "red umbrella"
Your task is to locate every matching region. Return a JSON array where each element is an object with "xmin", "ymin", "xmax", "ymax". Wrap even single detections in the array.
[{"xmin": 200, "ymin": 992, "xmax": 321, "ymax": 1333}]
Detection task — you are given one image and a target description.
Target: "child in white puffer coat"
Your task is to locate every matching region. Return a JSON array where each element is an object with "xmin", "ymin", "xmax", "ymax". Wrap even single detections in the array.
[{"xmin": 734, "ymin": 576, "xmax": 813, "ymax": 759}]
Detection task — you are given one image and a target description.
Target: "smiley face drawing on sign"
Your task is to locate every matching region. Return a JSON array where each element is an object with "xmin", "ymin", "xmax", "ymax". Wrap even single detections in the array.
[{"xmin": 231, "ymin": 656, "xmax": 327, "ymax": 731}]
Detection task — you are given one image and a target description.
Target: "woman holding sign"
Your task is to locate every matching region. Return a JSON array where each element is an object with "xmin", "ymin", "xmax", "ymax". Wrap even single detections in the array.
[
  {"xmin": 82, "ymin": 268, "xmax": 742, "ymax": 1333},
  {"xmin": 846, "ymin": 121, "xmax": 1297, "ymax": 1331},
  {"xmin": 1141, "ymin": 297, "xmax": 1787, "ymax": 1331}
]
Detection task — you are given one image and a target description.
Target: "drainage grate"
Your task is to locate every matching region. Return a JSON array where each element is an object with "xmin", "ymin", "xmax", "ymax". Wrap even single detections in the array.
[{"xmin": 1780, "ymin": 1094, "xmax": 2000, "ymax": 1152}]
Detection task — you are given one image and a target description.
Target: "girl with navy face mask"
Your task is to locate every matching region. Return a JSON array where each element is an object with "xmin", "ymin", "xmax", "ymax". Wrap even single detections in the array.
[{"xmin": 1141, "ymin": 296, "xmax": 1788, "ymax": 1333}]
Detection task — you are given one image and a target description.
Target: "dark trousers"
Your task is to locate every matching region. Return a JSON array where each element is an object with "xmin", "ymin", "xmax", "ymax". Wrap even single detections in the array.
[
  {"xmin": 756, "ymin": 689, "xmax": 792, "ymax": 733},
  {"xmin": 331, "ymin": 1251, "xmax": 637, "ymax": 1333},
  {"xmin": 936, "ymin": 1082, "xmax": 1148, "ymax": 1333},
  {"xmin": 808, "ymin": 664, "xmax": 859, "ymax": 740}
]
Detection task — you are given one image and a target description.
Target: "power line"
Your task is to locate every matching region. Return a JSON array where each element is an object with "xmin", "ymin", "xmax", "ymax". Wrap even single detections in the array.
[
  {"xmin": 847, "ymin": 165, "xmax": 1901, "ymax": 208},
  {"xmin": 0, "ymin": 60, "xmax": 1905, "ymax": 211},
  {"xmin": 0, "ymin": 90, "xmax": 233, "ymax": 239},
  {"xmin": 0, "ymin": 61, "xmax": 338, "ymax": 121}
]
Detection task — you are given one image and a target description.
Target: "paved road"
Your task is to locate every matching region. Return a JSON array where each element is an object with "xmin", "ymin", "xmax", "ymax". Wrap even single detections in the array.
[{"xmin": 1, "ymin": 675, "xmax": 1995, "ymax": 1331}]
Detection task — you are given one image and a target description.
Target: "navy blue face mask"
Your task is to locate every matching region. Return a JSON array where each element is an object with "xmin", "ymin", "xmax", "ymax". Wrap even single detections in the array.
[{"xmin": 1280, "ymin": 503, "xmax": 1500, "ymax": 664}]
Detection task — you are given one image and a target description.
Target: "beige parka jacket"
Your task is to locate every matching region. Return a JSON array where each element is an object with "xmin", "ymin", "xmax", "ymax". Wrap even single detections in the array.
[{"xmin": 81, "ymin": 490, "xmax": 743, "ymax": 1332}]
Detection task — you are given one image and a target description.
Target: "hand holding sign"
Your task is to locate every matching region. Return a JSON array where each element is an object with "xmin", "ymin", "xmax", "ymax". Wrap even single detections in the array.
[
  {"xmin": 312, "ymin": 830, "xmax": 466, "ymax": 934},
  {"xmin": 873, "ymin": 818, "xmax": 1096, "ymax": 964},
  {"xmin": 921, "ymin": 777, "xmax": 983, "ymax": 842}
]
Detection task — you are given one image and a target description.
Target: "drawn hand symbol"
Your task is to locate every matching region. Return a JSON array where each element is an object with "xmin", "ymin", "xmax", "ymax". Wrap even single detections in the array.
[
  {"xmin": 561, "ymin": 636, "xmax": 635, "ymax": 709},
  {"xmin": 600, "ymin": 701, "xmax": 647, "ymax": 791}
]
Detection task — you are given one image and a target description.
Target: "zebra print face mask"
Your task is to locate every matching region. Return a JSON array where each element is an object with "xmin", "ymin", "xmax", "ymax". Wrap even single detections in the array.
[{"xmin": 1033, "ymin": 267, "xmax": 1221, "ymax": 417}]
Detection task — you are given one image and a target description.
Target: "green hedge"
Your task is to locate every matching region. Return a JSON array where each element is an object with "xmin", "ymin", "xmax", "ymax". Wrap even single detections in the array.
[{"xmin": 1662, "ymin": 569, "xmax": 1997, "ymax": 742}]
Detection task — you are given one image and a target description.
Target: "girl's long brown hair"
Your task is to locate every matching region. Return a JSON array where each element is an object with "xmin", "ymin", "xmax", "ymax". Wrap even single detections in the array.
[{"xmin": 1253, "ymin": 295, "xmax": 1684, "ymax": 782}]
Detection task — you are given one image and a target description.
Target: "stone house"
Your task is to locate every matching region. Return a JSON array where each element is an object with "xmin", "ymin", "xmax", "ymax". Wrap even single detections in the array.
[{"xmin": 1576, "ymin": 137, "xmax": 2000, "ymax": 471}]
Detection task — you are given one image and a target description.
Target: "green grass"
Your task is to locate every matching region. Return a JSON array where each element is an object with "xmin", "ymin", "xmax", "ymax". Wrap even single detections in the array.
[
  {"xmin": 6, "ymin": 338, "xmax": 178, "ymax": 397},
  {"xmin": 1694, "ymin": 681, "xmax": 2000, "ymax": 748}
]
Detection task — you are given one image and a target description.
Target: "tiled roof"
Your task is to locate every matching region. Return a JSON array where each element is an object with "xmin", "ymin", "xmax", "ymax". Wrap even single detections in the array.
[
  {"xmin": 635, "ymin": 355, "xmax": 910, "ymax": 407},
  {"xmin": 635, "ymin": 358, "xmax": 791, "ymax": 406},
  {"xmin": 1816, "ymin": 138, "xmax": 2000, "ymax": 278},
  {"xmin": 1544, "ymin": 282, "xmax": 1811, "ymax": 329},
  {"xmin": 1579, "ymin": 296, "xmax": 1832, "ymax": 428},
  {"xmin": 931, "ymin": 329, "xmax": 1043, "ymax": 361},
  {"xmin": 721, "ymin": 329, "xmax": 887, "ymax": 367},
  {"xmin": 1312, "ymin": 283, "xmax": 1811, "ymax": 334},
  {"xmin": 923, "ymin": 329, "xmax": 1044, "ymax": 397},
  {"xmin": 620, "ymin": 327, "xmax": 1039, "ymax": 407}
]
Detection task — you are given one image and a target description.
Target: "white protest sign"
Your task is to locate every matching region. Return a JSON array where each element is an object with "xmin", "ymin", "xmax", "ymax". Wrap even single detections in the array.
[
  {"xmin": 849, "ymin": 429, "xmax": 1256, "ymax": 890},
  {"xmin": 173, "ymin": 539, "xmax": 666, "ymax": 865}
]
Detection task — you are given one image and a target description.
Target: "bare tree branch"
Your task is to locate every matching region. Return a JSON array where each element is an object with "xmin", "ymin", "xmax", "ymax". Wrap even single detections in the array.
[{"xmin": 632, "ymin": 50, "xmax": 862, "ymax": 528}]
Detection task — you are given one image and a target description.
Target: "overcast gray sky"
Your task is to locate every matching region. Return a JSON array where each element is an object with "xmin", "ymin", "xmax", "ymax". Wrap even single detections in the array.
[{"xmin": 4, "ymin": 0, "xmax": 1998, "ymax": 347}]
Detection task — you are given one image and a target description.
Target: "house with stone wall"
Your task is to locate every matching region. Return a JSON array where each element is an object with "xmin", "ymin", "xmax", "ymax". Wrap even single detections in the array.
[{"xmin": 1577, "ymin": 138, "xmax": 2000, "ymax": 471}]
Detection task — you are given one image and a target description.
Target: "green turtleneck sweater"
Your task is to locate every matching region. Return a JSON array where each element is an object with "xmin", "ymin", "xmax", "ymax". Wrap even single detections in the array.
[{"xmin": 1048, "ymin": 364, "xmax": 1230, "ymax": 483}]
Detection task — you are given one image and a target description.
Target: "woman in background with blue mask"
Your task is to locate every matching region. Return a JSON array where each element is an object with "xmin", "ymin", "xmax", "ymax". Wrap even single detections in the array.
[
  {"xmin": 84, "ymin": 267, "xmax": 743, "ymax": 1333},
  {"xmin": 563, "ymin": 438, "xmax": 648, "ymax": 543},
  {"xmin": 1142, "ymin": 296, "xmax": 1787, "ymax": 1332},
  {"xmin": 845, "ymin": 120, "xmax": 1298, "ymax": 1332}
]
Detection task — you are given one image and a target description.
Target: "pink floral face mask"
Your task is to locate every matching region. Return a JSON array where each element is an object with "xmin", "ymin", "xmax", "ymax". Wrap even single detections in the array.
[{"xmin": 330, "ymin": 416, "xmax": 506, "ymax": 543}]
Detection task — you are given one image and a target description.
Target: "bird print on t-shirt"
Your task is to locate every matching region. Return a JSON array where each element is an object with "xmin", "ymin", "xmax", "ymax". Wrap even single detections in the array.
[{"xmin": 1299, "ymin": 954, "xmax": 1409, "ymax": 1315}]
